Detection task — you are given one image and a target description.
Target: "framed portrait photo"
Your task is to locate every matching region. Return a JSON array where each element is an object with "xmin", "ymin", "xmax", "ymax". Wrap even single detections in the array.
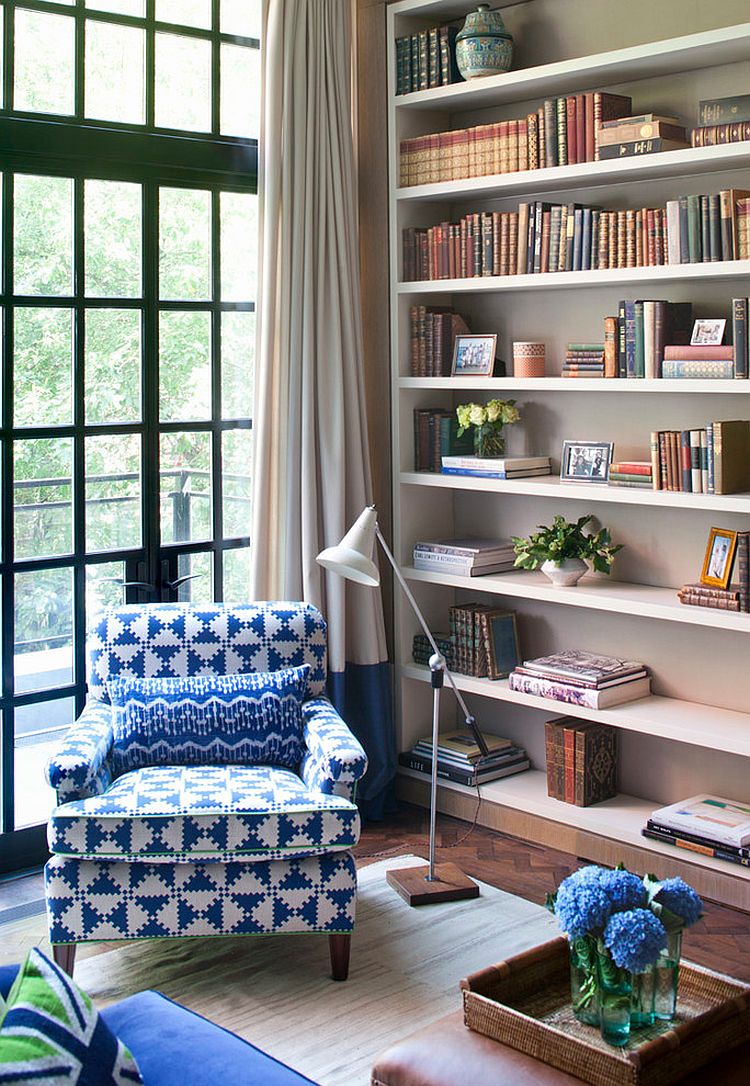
[
  {"xmin": 451, "ymin": 334, "xmax": 497, "ymax": 376},
  {"xmin": 560, "ymin": 440, "xmax": 613, "ymax": 484},
  {"xmin": 700, "ymin": 527, "xmax": 738, "ymax": 589},
  {"xmin": 690, "ymin": 318, "xmax": 726, "ymax": 346}
]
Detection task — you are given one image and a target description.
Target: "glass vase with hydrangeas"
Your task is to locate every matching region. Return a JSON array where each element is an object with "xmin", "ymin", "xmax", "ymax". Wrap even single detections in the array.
[
  {"xmin": 548, "ymin": 865, "xmax": 702, "ymax": 1047},
  {"xmin": 455, "ymin": 399, "xmax": 520, "ymax": 459}
]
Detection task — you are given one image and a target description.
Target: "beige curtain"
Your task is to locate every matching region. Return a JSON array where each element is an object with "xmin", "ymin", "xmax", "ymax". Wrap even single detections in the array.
[{"xmin": 251, "ymin": 0, "xmax": 394, "ymax": 811}]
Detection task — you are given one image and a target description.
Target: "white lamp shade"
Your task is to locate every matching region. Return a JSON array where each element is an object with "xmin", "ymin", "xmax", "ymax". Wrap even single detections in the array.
[{"xmin": 316, "ymin": 506, "xmax": 380, "ymax": 587}]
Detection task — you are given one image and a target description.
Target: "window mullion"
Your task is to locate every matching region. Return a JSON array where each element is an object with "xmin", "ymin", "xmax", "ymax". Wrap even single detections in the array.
[{"xmin": 73, "ymin": 177, "xmax": 86, "ymax": 712}]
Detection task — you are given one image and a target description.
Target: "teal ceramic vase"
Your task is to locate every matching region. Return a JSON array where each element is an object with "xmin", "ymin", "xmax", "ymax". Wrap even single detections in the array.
[{"xmin": 455, "ymin": 4, "xmax": 514, "ymax": 80}]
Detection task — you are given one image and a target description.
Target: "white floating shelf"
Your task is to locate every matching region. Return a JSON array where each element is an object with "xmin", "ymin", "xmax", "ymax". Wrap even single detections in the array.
[
  {"xmin": 398, "ymin": 376, "xmax": 750, "ymax": 393},
  {"xmin": 398, "ymin": 260, "xmax": 750, "ymax": 295},
  {"xmin": 397, "ymin": 143, "xmax": 750, "ymax": 205},
  {"xmin": 402, "ymin": 564, "xmax": 750, "ymax": 632},
  {"xmin": 401, "ymin": 470, "xmax": 750, "ymax": 513},
  {"xmin": 397, "ymin": 765, "xmax": 750, "ymax": 882},
  {"xmin": 400, "ymin": 663, "xmax": 750, "ymax": 757},
  {"xmin": 391, "ymin": 20, "xmax": 750, "ymax": 113}
]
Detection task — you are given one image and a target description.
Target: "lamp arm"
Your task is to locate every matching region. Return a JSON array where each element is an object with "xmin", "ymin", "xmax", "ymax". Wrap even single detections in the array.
[{"xmin": 374, "ymin": 523, "xmax": 489, "ymax": 757}]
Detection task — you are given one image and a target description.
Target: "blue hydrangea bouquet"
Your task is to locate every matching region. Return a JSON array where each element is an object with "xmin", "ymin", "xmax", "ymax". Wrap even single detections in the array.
[{"xmin": 548, "ymin": 865, "xmax": 702, "ymax": 1047}]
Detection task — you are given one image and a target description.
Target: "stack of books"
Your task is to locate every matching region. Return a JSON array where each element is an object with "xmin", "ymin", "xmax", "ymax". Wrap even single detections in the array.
[
  {"xmin": 545, "ymin": 717, "xmax": 618, "ymax": 806},
  {"xmin": 678, "ymin": 532, "xmax": 749, "ymax": 613},
  {"xmin": 608, "ymin": 460, "xmax": 653, "ymax": 489},
  {"xmin": 409, "ymin": 306, "xmax": 470, "ymax": 376},
  {"xmin": 413, "ymin": 538, "xmax": 515, "ymax": 577},
  {"xmin": 597, "ymin": 113, "xmax": 689, "ymax": 160},
  {"xmin": 399, "ymin": 728, "xmax": 530, "ymax": 787},
  {"xmin": 448, "ymin": 603, "xmax": 519, "ymax": 679},
  {"xmin": 441, "ymin": 454, "xmax": 551, "ymax": 479},
  {"xmin": 562, "ymin": 343, "xmax": 604, "ymax": 377},
  {"xmin": 662, "ymin": 345, "xmax": 735, "ymax": 381},
  {"xmin": 650, "ymin": 419, "xmax": 750, "ymax": 494},
  {"xmin": 508, "ymin": 650, "xmax": 651, "ymax": 708},
  {"xmin": 411, "ymin": 632, "xmax": 454, "ymax": 669},
  {"xmin": 643, "ymin": 794, "xmax": 750, "ymax": 868},
  {"xmin": 414, "ymin": 408, "xmax": 473, "ymax": 472},
  {"xmin": 692, "ymin": 94, "xmax": 750, "ymax": 148}
]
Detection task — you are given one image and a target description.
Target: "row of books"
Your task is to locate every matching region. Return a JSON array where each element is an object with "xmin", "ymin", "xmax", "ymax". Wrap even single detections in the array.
[
  {"xmin": 563, "ymin": 343, "xmax": 604, "ymax": 377},
  {"xmin": 648, "ymin": 420, "xmax": 750, "ymax": 495},
  {"xmin": 408, "ymin": 305, "xmax": 470, "ymax": 377},
  {"xmin": 399, "ymin": 728, "xmax": 530, "ymax": 787},
  {"xmin": 643, "ymin": 793, "xmax": 750, "ymax": 868},
  {"xmin": 398, "ymin": 92, "xmax": 634, "ymax": 186},
  {"xmin": 401, "ymin": 189, "xmax": 750, "ymax": 282},
  {"xmin": 411, "ymin": 632, "xmax": 454, "ymax": 669},
  {"xmin": 448, "ymin": 602, "xmax": 519, "ymax": 680},
  {"xmin": 413, "ymin": 408, "xmax": 472, "ymax": 472},
  {"xmin": 691, "ymin": 92, "xmax": 750, "ymax": 148},
  {"xmin": 605, "ymin": 300, "xmax": 691, "ymax": 379},
  {"xmin": 508, "ymin": 650, "xmax": 652, "ymax": 709},
  {"xmin": 545, "ymin": 717, "xmax": 618, "ymax": 807},
  {"xmin": 440, "ymin": 454, "xmax": 551, "ymax": 480},
  {"xmin": 413, "ymin": 537, "xmax": 516, "ymax": 578},
  {"xmin": 394, "ymin": 24, "xmax": 460, "ymax": 95}
]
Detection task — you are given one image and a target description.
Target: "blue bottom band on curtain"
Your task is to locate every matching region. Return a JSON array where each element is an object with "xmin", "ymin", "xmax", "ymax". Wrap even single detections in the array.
[{"xmin": 328, "ymin": 663, "xmax": 397, "ymax": 821}]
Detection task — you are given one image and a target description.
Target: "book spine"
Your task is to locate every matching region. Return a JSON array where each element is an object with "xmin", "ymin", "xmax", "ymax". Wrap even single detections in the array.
[
  {"xmin": 733, "ymin": 298, "xmax": 748, "ymax": 378},
  {"xmin": 700, "ymin": 428, "xmax": 708, "ymax": 493},
  {"xmin": 738, "ymin": 531, "xmax": 750, "ymax": 613},
  {"xmin": 690, "ymin": 430, "xmax": 702, "ymax": 493},
  {"xmin": 707, "ymin": 423, "xmax": 715, "ymax": 494},
  {"xmin": 661, "ymin": 360, "xmax": 734, "ymax": 379},
  {"xmin": 398, "ymin": 752, "xmax": 482, "ymax": 786},
  {"xmin": 508, "ymin": 672, "xmax": 605, "ymax": 708},
  {"xmin": 699, "ymin": 95, "xmax": 750, "ymax": 125},
  {"xmin": 649, "ymin": 431, "xmax": 661, "ymax": 490},
  {"xmin": 556, "ymin": 97, "xmax": 567, "ymax": 167},
  {"xmin": 680, "ymin": 430, "xmax": 692, "ymax": 492},
  {"xmin": 678, "ymin": 592, "xmax": 740, "ymax": 611},
  {"xmin": 543, "ymin": 99, "xmax": 557, "ymax": 168},
  {"xmin": 566, "ymin": 96, "xmax": 577, "ymax": 164},
  {"xmin": 642, "ymin": 828, "xmax": 750, "ymax": 866},
  {"xmin": 584, "ymin": 92, "xmax": 595, "ymax": 162},
  {"xmin": 544, "ymin": 720, "xmax": 560, "ymax": 798},
  {"xmin": 563, "ymin": 724, "xmax": 577, "ymax": 803}
]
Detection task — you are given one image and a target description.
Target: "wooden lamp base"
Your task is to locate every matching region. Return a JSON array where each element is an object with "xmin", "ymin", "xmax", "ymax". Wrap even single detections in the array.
[{"xmin": 386, "ymin": 862, "xmax": 480, "ymax": 906}]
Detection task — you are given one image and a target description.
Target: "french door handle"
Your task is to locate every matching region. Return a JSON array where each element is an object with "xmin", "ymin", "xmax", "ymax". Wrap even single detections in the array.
[
  {"xmin": 165, "ymin": 573, "xmax": 202, "ymax": 591},
  {"xmin": 104, "ymin": 579, "xmax": 156, "ymax": 591}
]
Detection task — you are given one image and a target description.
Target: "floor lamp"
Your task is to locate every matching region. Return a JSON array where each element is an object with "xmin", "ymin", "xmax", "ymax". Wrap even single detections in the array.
[{"xmin": 317, "ymin": 506, "xmax": 487, "ymax": 906}]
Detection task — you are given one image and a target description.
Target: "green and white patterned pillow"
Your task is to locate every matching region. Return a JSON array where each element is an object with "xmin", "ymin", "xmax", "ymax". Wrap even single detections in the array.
[{"xmin": 0, "ymin": 947, "xmax": 141, "ymax": 1084}]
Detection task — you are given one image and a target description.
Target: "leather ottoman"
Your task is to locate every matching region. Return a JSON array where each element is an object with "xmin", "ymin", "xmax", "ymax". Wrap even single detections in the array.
[{"xmin": 371, "ymin": 1009, "xmax": 750, "ymax": 1086}]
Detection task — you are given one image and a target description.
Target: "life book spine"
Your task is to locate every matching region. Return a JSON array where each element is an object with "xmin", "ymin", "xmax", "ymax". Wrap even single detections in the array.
[{"xmin": 733, "ymin": 298, "xmax": 748, "ymax": 378}]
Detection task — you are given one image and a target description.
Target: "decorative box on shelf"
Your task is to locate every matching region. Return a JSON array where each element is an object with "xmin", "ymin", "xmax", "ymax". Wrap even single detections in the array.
[{"xmin": 460, "ymin": 937, "xmax": 750, "ymax": 1086}]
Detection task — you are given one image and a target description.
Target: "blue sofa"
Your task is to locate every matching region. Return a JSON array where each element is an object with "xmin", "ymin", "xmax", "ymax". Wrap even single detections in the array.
[{"xmin": 0, "ymin": 965, "xmax": 318, "ymax": 1086}]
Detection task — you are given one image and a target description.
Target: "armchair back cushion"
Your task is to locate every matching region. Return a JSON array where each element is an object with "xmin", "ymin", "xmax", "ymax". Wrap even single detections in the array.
[
  {"xmin": 88, "ymin": 603, "xmax": 328, "ymax": 702},
  {"xmin": 108, "ymin": 666, "xmax": 310, "ymax": 774}
]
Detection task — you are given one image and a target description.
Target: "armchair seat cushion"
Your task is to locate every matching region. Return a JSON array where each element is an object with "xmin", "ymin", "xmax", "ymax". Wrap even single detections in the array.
[{"xmin": 48, "ymin": 764, "xmax": 360, "ymax": 863}]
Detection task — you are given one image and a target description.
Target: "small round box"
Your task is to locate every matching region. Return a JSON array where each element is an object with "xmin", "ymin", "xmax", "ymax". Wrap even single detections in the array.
[{"xmin": 513, "ymin": 342, "xmax": 545, "ymax": 377}]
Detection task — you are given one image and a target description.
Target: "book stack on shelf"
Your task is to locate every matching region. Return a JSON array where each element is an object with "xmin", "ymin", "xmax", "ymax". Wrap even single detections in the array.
[
  {"xmin": 544, "ymin": 716, "xmax": 618, "ymax": 806},
  {"xmin": 409, "ymin": 305, "xmax": 470, "ymax": 376},
  {"xmin": 643, "ymin": 794, "xmax": 750, "ymax": 868},
  {"xmin": 649, "ymin": 419, "xmax": 750, "ymax": 494},
  {"xmin": 562, "ymin": 343, "xmax": 605, "ymax": 377},
  {"xmin": 411, "ymin": 631, "xmax": 454, "ymax": 669},
  {"xmin": 597, "ymin": 113, "xmax": 689, "ymax": 160},
  {"xmin": 413, "ymin": 407, "xmax": 473, "ymax": 471},
  {"xmin": 402, "ymin": 188, "xmax": 749, "ymax": 282},
  {"xmin": 448, "ymin": 603, "xmax": 519, "ymax": 680},
  {"xmin": 441, "ymin": 454, "xmax": 551, "ymax": 479},
  {"xmin": 608, "ymin": 460, "xmax": 653, "ymax": 489},
  {"xmin": 691, "ymin": 94, "xmax": 750, "ymax": 147},
  {"xmin": 398, "ymin": 91, "xmax": 633, "ymax": 185},
  {"xmin": 394, "ymin": 23, "xmax": 460, "ymax": 95},
  {"xmin": 413, "ymin": 537, "xmax": 516, "ymax": 577},
  {"xmin": 508, "ymin": 650, "xmax": 651, "ymax": 708},
  {"xmin": 398, "ymin": 727, "xmax": 530, "ymax": 787}
]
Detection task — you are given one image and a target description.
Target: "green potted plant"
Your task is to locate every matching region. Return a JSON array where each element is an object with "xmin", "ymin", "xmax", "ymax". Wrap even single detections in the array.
[{"xmin": 512, "ymin": 514, "xmax": 623, "ymax": 587}]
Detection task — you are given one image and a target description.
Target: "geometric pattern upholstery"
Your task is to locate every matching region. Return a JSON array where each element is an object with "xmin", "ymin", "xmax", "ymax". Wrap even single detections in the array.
[
  {"xmin": 45, "ymin": 853, "xmax": 357, "ymax": 943},
  {"xmin": 87, "ymin": 603, "xmax": 328, "ymax": 702},
  {"xmin": 48, "ymin": 765, "xmax": 360, "ymax": 863},
  {"xmin": 44, "ymin": 603, "xmax": 366, "ymax": 955},
  {"xmin": 108, "ymin": 667, "xmax": 310, "ymax": 774}
]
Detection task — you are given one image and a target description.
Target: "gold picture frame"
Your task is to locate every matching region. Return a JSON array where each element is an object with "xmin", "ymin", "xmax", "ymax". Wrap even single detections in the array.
[{"xmin": 700, "ymin": 527, "xmax": 738, "ymax": 589}]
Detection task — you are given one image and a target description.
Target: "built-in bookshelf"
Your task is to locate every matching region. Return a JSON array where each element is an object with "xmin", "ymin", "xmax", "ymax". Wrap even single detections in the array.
[{"xmin": 387, "ymin": 0, "xmax": 750, "ymax": 910}]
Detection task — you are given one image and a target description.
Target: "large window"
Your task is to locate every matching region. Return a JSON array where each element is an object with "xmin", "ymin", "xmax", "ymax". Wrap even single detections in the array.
[{"xmin": 0, "ymin": 0, "xmax": 260, "ymax": 869}]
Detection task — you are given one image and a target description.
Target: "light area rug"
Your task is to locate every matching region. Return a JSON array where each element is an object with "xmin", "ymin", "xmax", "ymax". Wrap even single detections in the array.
[{"xmin": 0, "ymin": 856, "xmax": 558, "ymax": 1085}]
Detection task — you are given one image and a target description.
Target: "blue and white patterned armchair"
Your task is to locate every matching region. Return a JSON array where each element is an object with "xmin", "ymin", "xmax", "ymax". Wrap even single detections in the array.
[{"xmin": 44, "ymin": 602, "xmax": 367, "ymax": 981}]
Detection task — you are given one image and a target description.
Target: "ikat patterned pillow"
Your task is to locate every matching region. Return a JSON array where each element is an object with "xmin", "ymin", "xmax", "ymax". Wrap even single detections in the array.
[
  {"xmin": 0, "ymin": 947, "xmax": 141, "ymax": 1084},
  {"xmin": 108, "ymin": 665, "xmax": 310, "ymax": 774}
]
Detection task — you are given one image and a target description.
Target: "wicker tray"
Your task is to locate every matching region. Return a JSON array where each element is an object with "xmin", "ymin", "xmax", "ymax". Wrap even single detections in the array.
[{"xmin": 460, "ymin": 936, "xmax": 750, "ymax": 1086}]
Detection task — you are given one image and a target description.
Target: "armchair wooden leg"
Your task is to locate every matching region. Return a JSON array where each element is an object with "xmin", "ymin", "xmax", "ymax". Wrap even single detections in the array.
[
  {"xmin": 328, "ymin": 933, "xmax": 351, "ymax": 981},
  {"xmin": 52, "ymin": 944, "xmax": 77, "ymax": 977}
]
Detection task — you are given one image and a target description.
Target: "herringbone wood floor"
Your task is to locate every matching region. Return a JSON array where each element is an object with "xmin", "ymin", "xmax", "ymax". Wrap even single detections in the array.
[{"xmin": 355, "ymin": 804, "xmax": 750, "ymax": 983}]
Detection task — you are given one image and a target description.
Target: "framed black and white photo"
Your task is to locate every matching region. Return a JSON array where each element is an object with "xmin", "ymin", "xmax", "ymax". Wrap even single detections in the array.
[
  {"xmin": 451, "ymin": 334, "xmax": 497, "ymax": 376},
  {"xmin": 690, "ymin": 318, "xmax": 726, "ymax": 346},
  {"xmin": 560, "ymin": 441, "xmax": 613, "ymax": 484},
  {"xmin": 700, "ymin": 527, "xmax": 737, "ymax": 589}
]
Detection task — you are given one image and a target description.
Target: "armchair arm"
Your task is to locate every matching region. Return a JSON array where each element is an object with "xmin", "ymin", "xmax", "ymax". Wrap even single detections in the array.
[
  {"xmin": 300, "ymin": 696, "xmax": 368, "ymax": 801},
  {"xmin": 45, "ymin": 700, "xmax": 114, "ymax": 803}
]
